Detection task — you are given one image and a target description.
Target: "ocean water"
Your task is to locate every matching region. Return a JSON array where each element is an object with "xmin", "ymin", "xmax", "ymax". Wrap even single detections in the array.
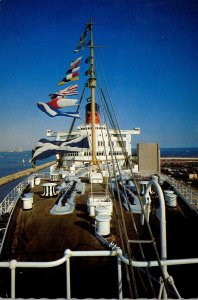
[
  {"xmin": 132, "ymin": 147, "xmax": 198, "ymax": 158},
  {"xmin": 0, "ymin": 148, "xmax": 197, "ymax": 201},
  {"xmin": 0, "ymin": 151, "xmax": 53, "ymax": 202},
  {"xmin": 0, "ymin": 151, "xmax": 54, "ymax": 177},
  {"xmin": 0, "ymin": 151, "xmax": 32, "ymax": 177},
  {"xmin": 160, "ymin": 147, "xmax": 198, "ymax": 158}
]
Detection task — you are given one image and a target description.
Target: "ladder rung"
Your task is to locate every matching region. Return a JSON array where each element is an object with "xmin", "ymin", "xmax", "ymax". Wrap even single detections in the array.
[{"xmin": 128, "ymin": 239, "xmax": 153, "ymax": 244}]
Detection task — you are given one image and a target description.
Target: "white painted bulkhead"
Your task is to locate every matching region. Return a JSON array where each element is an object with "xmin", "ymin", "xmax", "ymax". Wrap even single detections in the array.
[{"xmin": 46, "ymin": 124, "xmax": 140, "ymax": 169}]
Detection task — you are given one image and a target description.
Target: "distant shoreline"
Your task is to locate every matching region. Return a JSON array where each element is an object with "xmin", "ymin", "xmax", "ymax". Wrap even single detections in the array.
[{"xmin": 161, "ymin": 157, "xmax": 198, "ymax": 161}]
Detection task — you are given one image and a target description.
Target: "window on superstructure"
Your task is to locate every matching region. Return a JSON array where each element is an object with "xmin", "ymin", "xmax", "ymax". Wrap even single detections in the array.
[
  {"xmin": 96, "ymin": 152, "xmax": 103, "ymax": 156},
  {"xmin": 98, "ymin": 141, "xmax": 104, "ymax": 146}
]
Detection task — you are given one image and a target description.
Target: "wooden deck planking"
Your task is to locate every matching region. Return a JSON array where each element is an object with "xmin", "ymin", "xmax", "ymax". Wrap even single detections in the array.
[{"xmin": 4, "ymin": 179, "xmax": 120, "ymax": 261}]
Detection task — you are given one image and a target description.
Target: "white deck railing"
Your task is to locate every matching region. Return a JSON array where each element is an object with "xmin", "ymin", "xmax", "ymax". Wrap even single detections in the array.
[
  {"xmin": 0, "ymin": 172, "xmax": 50, "ymax": 254},
  {"xmin": 0, "ymin": 172, "xmax": 50, "ymax": 215},
  {"xmin": 161, "ymin": 174, "xmax": 198, "ymax": 210},
  {"xmin": 0, "ymin": 175, "xmax": 35, "ymax": 215},
  {"xmin": 0, "ymin": 248, "xmax": 198, "ymax": 299}
]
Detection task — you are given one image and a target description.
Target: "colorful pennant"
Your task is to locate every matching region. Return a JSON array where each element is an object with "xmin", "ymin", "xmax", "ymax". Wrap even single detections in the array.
[
  {"xmin": 47, "ymin": 97, "xmax": 78, "ymax": 109},
  {"xmin": 31, "ymin": 135, "xmax": 89, "ymax": 162},
  {"xmin": 37, "ymin": 102, "xmax": 80, "ymax": 118},
  {"xmin": 58, "ymin": 72, "xmax": 79, "ymax": 86},
  {"xmin": 55, "ymin": 84, "xmax": 78, "ymax": 96}
]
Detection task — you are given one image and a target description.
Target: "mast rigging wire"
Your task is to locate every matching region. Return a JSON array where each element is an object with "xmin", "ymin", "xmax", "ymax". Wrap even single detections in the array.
[{"xmin": 95, "ymin": 58, "xmax": 171, "ymax": 297}]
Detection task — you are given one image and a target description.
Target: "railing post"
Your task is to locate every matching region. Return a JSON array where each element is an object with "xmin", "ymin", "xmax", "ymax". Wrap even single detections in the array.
[
  {"xmin": 10, "ymin": 259, "xmax": 17, "ymax": 298},
  {"xmin": 117, "ymin": 249, "xmax": 123, "ymax": 299},
  {"xmin": 65, "ymin": 250, "xmax": 71, "ymax": 299},
  {"xmin": 66, "ymin": 257, "xmax": 71, "ymax": 299},
  {"xmin": 144, "ymin": 180, "xmax": 169, "ymax": 299}
]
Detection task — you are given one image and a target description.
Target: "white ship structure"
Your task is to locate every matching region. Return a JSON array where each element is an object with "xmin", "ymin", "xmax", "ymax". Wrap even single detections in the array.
[{"xmin": 46, "ymin": 122, "xmax": 140, "ymax": 169}]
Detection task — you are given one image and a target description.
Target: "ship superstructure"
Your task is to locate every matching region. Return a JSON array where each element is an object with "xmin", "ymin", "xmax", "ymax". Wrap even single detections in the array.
[{"xmin": 46, "ymin": 102, "xmax": 140, "ymax": 168}]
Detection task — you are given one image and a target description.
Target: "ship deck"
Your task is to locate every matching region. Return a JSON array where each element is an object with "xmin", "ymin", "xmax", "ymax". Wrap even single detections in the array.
[
  {"xmin": 3, "ymin": 179, "xmax": 113, "ymax": 261},
  {"xmin": 0, "ymin": 176, "xmax": 198, "ymax": 298},
  {"xmin": 3, "ymin": 176, "xmax": 144, "ymax": 262},
  {"xmin": 0, "ymin": 177, "xmax": 145, "ymax": 298}
]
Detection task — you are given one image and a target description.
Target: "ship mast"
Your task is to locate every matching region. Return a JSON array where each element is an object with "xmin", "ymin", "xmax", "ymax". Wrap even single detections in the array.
[{"xmin": 89, "ymin": 18, "xmax": 97, "ymax": 166}]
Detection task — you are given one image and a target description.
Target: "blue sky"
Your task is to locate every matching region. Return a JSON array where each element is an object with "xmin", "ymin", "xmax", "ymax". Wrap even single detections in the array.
[{"xmin": 0, "ymin": 0, "xmax": 197, "ymax": 150}]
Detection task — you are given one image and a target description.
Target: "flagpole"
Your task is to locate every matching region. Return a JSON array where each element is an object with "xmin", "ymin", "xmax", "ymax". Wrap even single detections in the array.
[{"xmin": 89, "ymin": 18, "xmax": 97, "ymax": 166}]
